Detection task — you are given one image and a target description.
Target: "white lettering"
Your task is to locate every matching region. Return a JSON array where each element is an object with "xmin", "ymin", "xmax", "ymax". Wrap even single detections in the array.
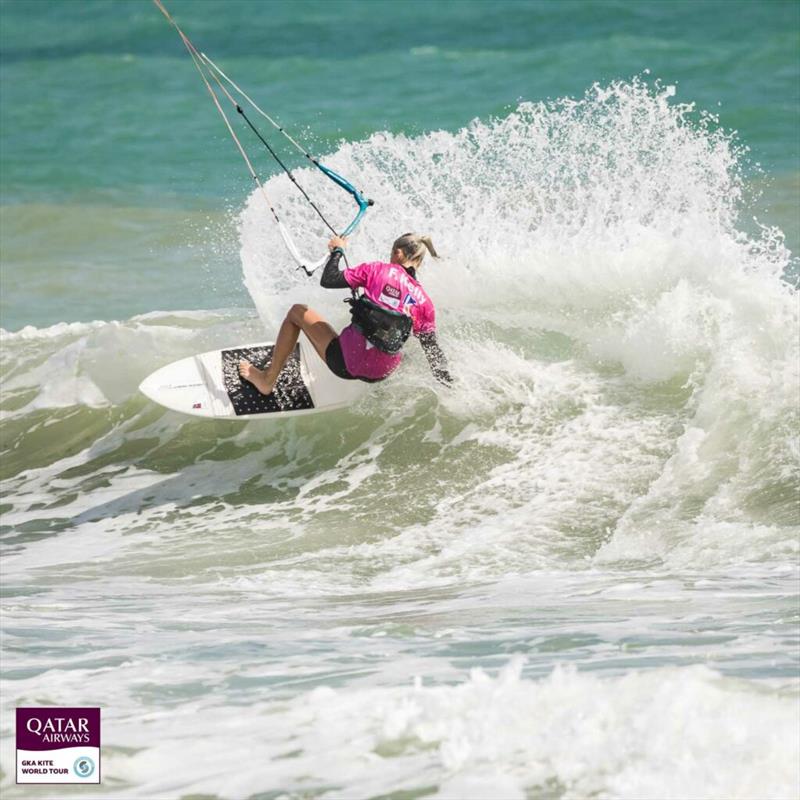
[
  {"xmin": 387, "ymin": 267, "xmax": 426, "ymax": 304},
  {"xmin": 26, "ymin": 716, "xmax": 89, "ymax": 736},
  {"xmin": 41, "ymin": 732, "xmax": 89, "ymax": 743}
]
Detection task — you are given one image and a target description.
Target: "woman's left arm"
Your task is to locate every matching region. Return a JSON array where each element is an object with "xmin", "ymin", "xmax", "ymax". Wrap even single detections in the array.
[{"xmin": 319, "ymin": 248, "xmax": 349, "ymax": 289}]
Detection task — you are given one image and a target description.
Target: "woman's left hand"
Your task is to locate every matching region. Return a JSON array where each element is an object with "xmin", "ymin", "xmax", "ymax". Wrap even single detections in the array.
[{"xmin": 328, "ymin": 236, "xmax": 348, "ymax": 251}]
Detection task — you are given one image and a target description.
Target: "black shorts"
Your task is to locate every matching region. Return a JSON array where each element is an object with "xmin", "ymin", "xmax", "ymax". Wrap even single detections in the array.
[
  {"xmin": 325, "ymin": 337, "xmax": 356, "ymax": 380},
  {"xmin": 324, "ymin": 338, "xmax": 383, "ymax": 383}
]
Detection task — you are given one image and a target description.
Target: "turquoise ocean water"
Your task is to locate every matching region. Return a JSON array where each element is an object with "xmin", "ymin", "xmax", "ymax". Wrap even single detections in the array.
[
  {"xmin": 1, "ymin": 1, "xmax": 799, "ymax": 798},
  {"xmin": 1, "ymin": 0, "xmax": 798, "ymax": 328}
]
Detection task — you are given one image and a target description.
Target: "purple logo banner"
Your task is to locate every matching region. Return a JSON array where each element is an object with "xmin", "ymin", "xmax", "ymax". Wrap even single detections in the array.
[
  {"xmin": 16, "ymin": 708, "xmax": 100, "ymax": 751},
  {"xmin": 17, "ymin": 707, "xmax": 101, "ymax": 784}
]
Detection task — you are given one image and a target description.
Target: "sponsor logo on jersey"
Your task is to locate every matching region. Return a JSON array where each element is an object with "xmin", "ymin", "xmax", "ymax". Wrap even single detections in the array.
[{"xmin": 379, "ymin": 282, "xmax": 402, "ymax": 309}]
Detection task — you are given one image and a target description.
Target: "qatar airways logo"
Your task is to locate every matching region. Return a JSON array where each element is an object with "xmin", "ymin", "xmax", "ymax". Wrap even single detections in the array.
[
  {"xmin": 16, "ymin": 707, "xmax": 101, "ymax": 784},
  {"xmin": 25, "ymin": 716, "xmax": 91, "ymax": 744}
]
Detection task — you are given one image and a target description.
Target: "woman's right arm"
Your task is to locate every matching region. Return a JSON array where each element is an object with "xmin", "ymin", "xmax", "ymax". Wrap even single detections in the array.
[{"xmin": 418, "ymin": 331, "xmax": 453, "ymax": 386}]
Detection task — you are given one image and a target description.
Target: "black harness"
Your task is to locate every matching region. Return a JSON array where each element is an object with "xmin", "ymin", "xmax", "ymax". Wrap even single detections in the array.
[{"xmin": 347, "ymin": 294, "xmax": 412, "ymax": 355}]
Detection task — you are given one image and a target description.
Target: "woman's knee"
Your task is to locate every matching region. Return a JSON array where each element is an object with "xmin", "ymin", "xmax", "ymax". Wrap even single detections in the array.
[{"xmin": 287, "ymin": 303, "xmax": 308, "ymax": 324}]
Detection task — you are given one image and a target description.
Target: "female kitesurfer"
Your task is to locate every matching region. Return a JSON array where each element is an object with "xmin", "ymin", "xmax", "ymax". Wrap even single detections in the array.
[{"xmin": 238, "ymin": 232, "xmax": 452, "ymax": 393}]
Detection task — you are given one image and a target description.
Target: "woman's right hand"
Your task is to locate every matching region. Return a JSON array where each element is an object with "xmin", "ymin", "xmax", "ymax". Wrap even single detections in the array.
[{"xmin": 328, "ymin": 236, "xmax": 348, "ymax": 251}]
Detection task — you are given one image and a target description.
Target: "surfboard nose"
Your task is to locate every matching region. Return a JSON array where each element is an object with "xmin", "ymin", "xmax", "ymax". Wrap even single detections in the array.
[
  {"xmin": 138, "ymin": 367, "xmax": 164, "ymax": 405},
  {"xmin": 138, "ymin": 357, "xmax": 213, "ymax": 416},
  {"xmin": 137, "ymin": 369, "xmax": 162, "ymax": 404}
]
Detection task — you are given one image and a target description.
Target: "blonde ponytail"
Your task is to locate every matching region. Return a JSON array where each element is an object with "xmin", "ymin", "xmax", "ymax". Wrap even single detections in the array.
[
  {"xmin": 391, "ymin": 232, "xmax": 440, "ymax": 269},
  {"xmin": 419, "ymin": 235, "xmax": 439, "ymax": 260}
]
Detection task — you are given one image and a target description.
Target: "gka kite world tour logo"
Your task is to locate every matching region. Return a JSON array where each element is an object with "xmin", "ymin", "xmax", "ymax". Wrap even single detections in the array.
[{"xmin": 16, "ymin": 707, "xmax": 101, "ymax": 784}]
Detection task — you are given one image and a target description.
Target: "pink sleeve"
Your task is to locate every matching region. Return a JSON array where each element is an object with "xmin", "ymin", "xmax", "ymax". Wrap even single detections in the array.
[
  {"xmin": 343, "ymin": 261, "xmax": 373, "ymax": 289},
  {"xmin": 413, "ymin": 302, "xmax": 436, "ymax": 335}
]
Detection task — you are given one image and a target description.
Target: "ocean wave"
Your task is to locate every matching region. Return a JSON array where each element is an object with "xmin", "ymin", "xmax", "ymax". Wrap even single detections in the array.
[
  {"xmin": 1, "ymin": 659, "xmax": 795, "ymax": 800},
  {"xmin": 1, "ymin": 79, "xmax": 797, "ymax": 574}
]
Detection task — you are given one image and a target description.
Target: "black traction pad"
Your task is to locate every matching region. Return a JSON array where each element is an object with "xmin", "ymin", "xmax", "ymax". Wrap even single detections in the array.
[{"xmin": 222, "ymin": 345, "xmax": 315, "ymax": 416}]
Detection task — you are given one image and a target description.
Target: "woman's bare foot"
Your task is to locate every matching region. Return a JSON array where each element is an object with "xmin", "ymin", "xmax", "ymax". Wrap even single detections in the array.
[{"xmin": 238, "ymin": 359, "xmax": 276, "ymax": 395}]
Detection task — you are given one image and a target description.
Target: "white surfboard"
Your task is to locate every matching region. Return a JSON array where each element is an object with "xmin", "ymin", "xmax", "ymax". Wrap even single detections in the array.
[{"xmin": 139, "ymin": 337, "xmax": 367, "ymax": 419}]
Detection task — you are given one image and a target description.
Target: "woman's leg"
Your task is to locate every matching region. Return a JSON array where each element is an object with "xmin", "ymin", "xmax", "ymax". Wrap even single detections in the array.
[{"xmin": 239, "ymin": 304, "xmax": 338, "ymax": 395}]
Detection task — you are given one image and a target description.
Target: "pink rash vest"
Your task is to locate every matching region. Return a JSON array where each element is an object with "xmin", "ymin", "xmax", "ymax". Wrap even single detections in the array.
[{"xmin": 338, "ymin": 261, "xmax": 436, "ymax": 381}]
